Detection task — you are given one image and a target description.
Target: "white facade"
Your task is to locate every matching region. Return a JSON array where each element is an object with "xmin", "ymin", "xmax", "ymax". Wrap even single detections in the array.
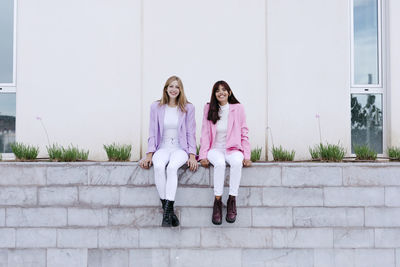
[{"xmin": 1, "ymin": 0, "xmax": 399, "ymax": 160}]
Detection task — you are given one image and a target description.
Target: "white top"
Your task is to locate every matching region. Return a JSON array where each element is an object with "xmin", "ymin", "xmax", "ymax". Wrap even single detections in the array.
[
  {"xmin": 160, "ymin": 105, "xmax": 180, "ymax": 149},
  {"xmin": 213, "ymin": 103, "xmax": 229, "ymax": 149}
]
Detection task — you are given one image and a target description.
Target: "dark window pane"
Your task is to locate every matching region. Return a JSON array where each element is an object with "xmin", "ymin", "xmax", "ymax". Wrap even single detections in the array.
[
  {"xmin": 353, "ymin": 0, "xmax": 379, "ymax": 85},
  {"xmin": 0, "ymin": 93, "xmax": 16, "ymax": 153},
  {"xmin": 0, "ymin": 0, "xmax": 14, "ymax": 84},
  {"xmin": 351, "ymin": 94, "xmax": 383, "ymax": 153}
]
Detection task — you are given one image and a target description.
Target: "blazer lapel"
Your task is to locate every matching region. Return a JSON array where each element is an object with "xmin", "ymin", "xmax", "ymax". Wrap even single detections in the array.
[
  {"xmin": 158, "ymin": 104, "xmax": 166, "ymax": 137},
  {"xmin": 178, "ymin": 108, "xmax": 184, "ymax": 130},
  {"xmin": 227, "ymin": 104, "xmax": 235, "ymax": 135}
]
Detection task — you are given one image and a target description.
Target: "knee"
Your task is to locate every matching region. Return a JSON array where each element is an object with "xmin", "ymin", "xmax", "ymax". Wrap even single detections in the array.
[
  {"xmin": 153, "ymin": 163, "xmax": 166, "ymax": 172},
  {"xmin": 229, "ymin": 159, "xmax": 243, "ymax": 169},
  {"xmin": 212, "ymin": 160, "xmax": 226, "ymax": 168},
  {"xmin": 166, "ymin": 164, "xmax": 180, "ymax": 173}
]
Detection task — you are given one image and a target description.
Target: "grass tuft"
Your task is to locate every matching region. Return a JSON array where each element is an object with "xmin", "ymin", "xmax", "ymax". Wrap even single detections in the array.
[
  {"xmin": 309, "ymin": 143, "xmax": 345, "ymax": 162},
  {"xmin": 250, "ymin": 147, "xmax": 262, "ymax": 162},
  {"xmin": 46, "ymin": 144, "xmax": 89, "ymax": 162},
  {"xmin": 11, "ymin": 142, "xmax": 39, "ymax": 161},
  {"xmin": 271, "ymin": 146, "xmax": 295, "ymax": 161},
  {"xmin": 354, "ymin": 145, "xmax": 377, "ymax": 160},
  {"xmin": 103, "ymin": 143, "xmax": 132, "ymax": 161},
  {"xmin": 388, "ymin": 147, "xmax": 400, "ymax": 161}
]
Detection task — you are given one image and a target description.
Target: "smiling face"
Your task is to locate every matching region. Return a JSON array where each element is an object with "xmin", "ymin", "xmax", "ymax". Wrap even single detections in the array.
[
  {"xmin": 215, "ymin": 85, "xmax": 230, "ymax": 105},
  {"xmin": 166, "ymin": 80, "xmax": 180, "ymax": 100}
]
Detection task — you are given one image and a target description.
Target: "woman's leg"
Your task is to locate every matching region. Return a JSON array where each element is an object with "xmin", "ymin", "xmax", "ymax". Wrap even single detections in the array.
[
  {"xmin": 152, "ymin": 148, "xmax": 171, "ymax": 200},
  {"xmin": 225, "ymin": 151, "xmax": 244, "ymax": 196},
  {"xmin": 165, "ymin": 149, "xmax": 188, "ymax": 201},
  {"xmin": 207, "ymin": 148, "xmax": 226, "ymax": 196}
]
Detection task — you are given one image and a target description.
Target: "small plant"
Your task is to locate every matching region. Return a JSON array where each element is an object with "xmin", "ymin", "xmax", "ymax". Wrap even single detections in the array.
[
  {"xmin": 388, "ymin": 146, "xmax": 400, "ymax": 161},
  {"xmin": 251, "ymin": 147, "xmax": 262, "ymax": 162},
  {"xmin": 46, "ymin": 144, "xmax": 88, "ymax": 162},
  {"xmin": 47, "ymin": 144, "xmax": 63, "ymax": 161},
  {"xmin": 354, "ymin": 145, "xmax": 377, "ymax": 160},
  {"xmin": 313, "ymin": 143, "xmax": 345, "ymax": 162},
  {"xmin": 309, "ymin": 146, "xmax": 321, "ymax": 160},
  {"xmin": 11, "ymin": 142, "xmax": 39, "ymax": 161},
  {"xmin": 0, "ymin": 153, "xmax": 2, "ymax": 161},
  {"xmin": 61, "ymin": 145, "xmax": 89, "ymax": 162},
  {"xmin": 103, "ymin": 143, "xmax": 132, "ymax": 161},
  {"xmin": 271, "ymin": 146, "xmax": 295, "ymax": 161}
]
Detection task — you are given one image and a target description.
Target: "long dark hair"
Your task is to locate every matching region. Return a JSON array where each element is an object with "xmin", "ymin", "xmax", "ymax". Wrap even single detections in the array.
[{"xmin": 207, "ymin": 80, "xmax": 240, "ymax": 124}]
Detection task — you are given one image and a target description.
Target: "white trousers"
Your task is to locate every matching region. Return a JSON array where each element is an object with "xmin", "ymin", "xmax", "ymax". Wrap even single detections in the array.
[
  {"xmin": 207, "ymin": 148, "xmax": 244, "ymax": 197},
  {"xmin": 152, "ymin": 148, "xmax": 188, "ymax": 201}
]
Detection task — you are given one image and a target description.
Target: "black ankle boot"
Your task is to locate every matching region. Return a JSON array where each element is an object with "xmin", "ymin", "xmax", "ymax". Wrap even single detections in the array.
[{"xmin": 160, "ymin": 199, "xmax": 179, "ymax": 227}]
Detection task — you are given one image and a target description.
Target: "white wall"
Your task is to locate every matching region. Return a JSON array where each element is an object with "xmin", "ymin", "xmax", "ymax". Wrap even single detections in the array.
[
  {"xmin": 13, "ymin": 0, "xmax": 397, "ymax": 160},
  {"xmin": 266, "ymin": 0, "xmax": 350, "ymax": 159},
  {"xmin": 141, "ymin": 0, "xmax": 267, "ymax": 159},
  {"xmin": 16, "ymin": 0, "xmax": 142, "ymax": 160}
]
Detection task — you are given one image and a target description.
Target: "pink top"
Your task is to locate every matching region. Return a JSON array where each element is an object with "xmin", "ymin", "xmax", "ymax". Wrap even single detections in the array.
[{"xmin": 199, "ymin": 103, "xmax": 251, "ymax": 160}]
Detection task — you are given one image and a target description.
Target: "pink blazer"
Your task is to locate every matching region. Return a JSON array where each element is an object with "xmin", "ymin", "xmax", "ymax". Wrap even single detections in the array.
[
  {"xmin": 199, "ymin": 103, "xmax": 250, "ymax": 160},
  {"xmin": 147, "ymin": 101, "xmax": 196, "ymax": 155}
]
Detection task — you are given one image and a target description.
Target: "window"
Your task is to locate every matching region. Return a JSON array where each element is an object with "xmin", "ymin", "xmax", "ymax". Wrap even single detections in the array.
[
  {"xmin": 0, "ymin": 0, "xmax": 16, "ymax": 156},
  {"xmin": 351, "ymin": 0, "xmax": 384, "ymax": 154}
]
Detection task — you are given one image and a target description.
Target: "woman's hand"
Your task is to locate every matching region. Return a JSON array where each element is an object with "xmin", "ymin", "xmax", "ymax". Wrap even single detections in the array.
[
  {"xmin": 200, "ymin": 159, "xmax": 210, "ymax": 168},
  {"xmin": 243, "ymin": 159, "xmax": 252, "ymax": 167},
  {"xmin": 139, "ymin": 153, "xmax": 153, "ymax": 169},
  {"xmin": 187, "ymin": 154, "xmax": 198, "ymax": 172}
]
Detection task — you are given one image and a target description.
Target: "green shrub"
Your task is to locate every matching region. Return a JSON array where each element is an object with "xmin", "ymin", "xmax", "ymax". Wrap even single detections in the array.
[
  {"xmin": 310, "ymin": 143, "xmax": 345, "ymax": 162},
  {"xmin": 103, "ymin": 143, "xmax": 132, "ymax": 161},
  {"xmin": 354, "ymin": 145, "xmax": 377, "ymax": 160},
  {"xmin": 388, "ymin": 146, "xmax": 400, "ymax": 160},
  {"xmin": 47, "ymin": 144, "xmax": 63, "ymax": 161},
  {"xmin": 272, "ymin": 146, "xmax": 295, "ymax": 161},
  {"xmin": 309, "ymin": 146, "xmax": 320, "ymax": 160},
  {"xmin": 11, "ymin": 142, "xmax": 39, "ymax": 161},
  {"xmin": 46, "ymin": 144, "xmax": 89, "ymax": 162},
  {"xmin": 251, "ymin": 147, "xmax": 262, "ymax": 162}
]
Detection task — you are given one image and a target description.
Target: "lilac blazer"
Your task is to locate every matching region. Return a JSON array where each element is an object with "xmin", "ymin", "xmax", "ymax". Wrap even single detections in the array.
[{"xmin": 146, "ymin": 101, "xmax": 196, "ymax": 155}]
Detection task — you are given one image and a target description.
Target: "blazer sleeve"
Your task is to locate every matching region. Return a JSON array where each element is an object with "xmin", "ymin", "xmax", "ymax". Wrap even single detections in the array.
[
  {"xmin": 185, "ymin": 104, "xmax": 197, "ymax": 155},
  {"xmin": 239, "ymin": 104, "xmax": 251, "ymax": 160},
  {"xmin": 199, "ymin": 103, "xmax": 211, "ymax": 160},
  {"xmin": 146, "ymin": 102, "xmax": 158, "ymax": 153}
]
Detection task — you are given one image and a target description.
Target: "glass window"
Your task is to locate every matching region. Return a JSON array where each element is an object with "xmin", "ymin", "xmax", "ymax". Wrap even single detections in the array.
[
  {"xmin": 0, "ymin": 93, "xmax": 16, "ymax": 153},
  {"xmin": 0, "ymin": 0, "xmax": 15, "ymax": 84},
  {"xmin": 351, "ymin": 94, "xmax": 383, "ymax": 153},
  {"xmin": 353, "ymin": 0, "xmax": 379, "ymax": 85}
]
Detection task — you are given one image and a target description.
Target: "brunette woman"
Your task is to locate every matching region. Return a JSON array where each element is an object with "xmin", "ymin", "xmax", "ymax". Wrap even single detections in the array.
[
  {"xmin": 140, "ymin": 76, "xmax": 197, "ymax": 227},
  {"xmin": 199, "ymin": 80, "xmax": 251, "ymax": 225}
]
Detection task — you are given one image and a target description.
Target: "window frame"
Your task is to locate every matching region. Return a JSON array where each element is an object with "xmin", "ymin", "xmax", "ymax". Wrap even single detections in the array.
[
  {"xmin": 0, "ymin": 0, "xmax": 16, "ymax": 159},
  {"xmin": 0, "ymin": 0, "xmax": 17, "ymax": 90},
  {"xmin": 350, "ymin": 0, "xmax": 386, "ymax": 156},
  {"xmin": 350, "ymin": 0, "xmax": 383, "ymax": 89}
]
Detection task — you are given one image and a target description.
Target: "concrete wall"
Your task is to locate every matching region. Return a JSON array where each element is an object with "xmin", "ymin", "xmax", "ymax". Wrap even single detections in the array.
[
  {"xmin": 1, "ymin": 162, "xmax": 400, "ymax": 266},
  {"xmin": 12, "ymin": 0, "xmax": 400, "ymax": 160}
]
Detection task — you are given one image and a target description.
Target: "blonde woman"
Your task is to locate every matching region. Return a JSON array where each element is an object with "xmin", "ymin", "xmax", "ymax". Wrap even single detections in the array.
[{"xmin": 140, "ymin": 76, "xmax": 197, "ymax": 227}]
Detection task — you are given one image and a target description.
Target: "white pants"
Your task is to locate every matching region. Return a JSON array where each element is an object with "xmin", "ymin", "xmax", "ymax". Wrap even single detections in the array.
[
  {"xmin": 152, "ymin": 148, "xmax": 188, "ymax": 201},
  {"xmin": 207, "ymin": 148, "xmax": 244, "ymax": 197}
]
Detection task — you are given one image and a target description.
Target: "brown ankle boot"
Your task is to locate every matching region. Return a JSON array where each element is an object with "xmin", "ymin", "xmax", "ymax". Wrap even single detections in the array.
[
  {"xmin": 212, "ymin": 197, "xmax": 223, "ymax": 225},
  {"xmin": 226, "ymin": 195, "xmax": 237, "ymax": 223}
]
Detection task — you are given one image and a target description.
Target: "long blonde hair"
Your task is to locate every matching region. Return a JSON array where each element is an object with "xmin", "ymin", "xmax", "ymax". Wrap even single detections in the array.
[{"xmin": 159, "ymin": 76, "xmax": 188, "ymax": 112}]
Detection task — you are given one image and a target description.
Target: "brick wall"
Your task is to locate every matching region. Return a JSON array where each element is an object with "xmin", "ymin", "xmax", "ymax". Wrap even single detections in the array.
[{"xmin": 0, "ymin": 162, "xmax": 399, "ymax": 266}]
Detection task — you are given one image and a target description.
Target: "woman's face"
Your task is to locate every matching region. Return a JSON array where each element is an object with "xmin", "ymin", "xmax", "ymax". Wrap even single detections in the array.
[
  {"xmin": 166, "ymin": 80, "xmax": 180, "ymax": 100},
  {"xmin": 215, "ymin": 85, "xmax": 229, "ymax": 104}
]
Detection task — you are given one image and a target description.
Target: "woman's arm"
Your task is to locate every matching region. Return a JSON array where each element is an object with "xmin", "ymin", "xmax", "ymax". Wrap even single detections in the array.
[
  {"xmin": 186, "ymin": 104, "xmax": 197, "ymax": 155},
  {"xmin": 199, "ymin": 104, "xmax": 211, "ymax": 161},
  {"xmin": 146, "ymin": 102, "xmax": 158, "ymax": 154},
  {"xmin": 239, "ymin": 104, "xmax": 251, "ymax": 161}
]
